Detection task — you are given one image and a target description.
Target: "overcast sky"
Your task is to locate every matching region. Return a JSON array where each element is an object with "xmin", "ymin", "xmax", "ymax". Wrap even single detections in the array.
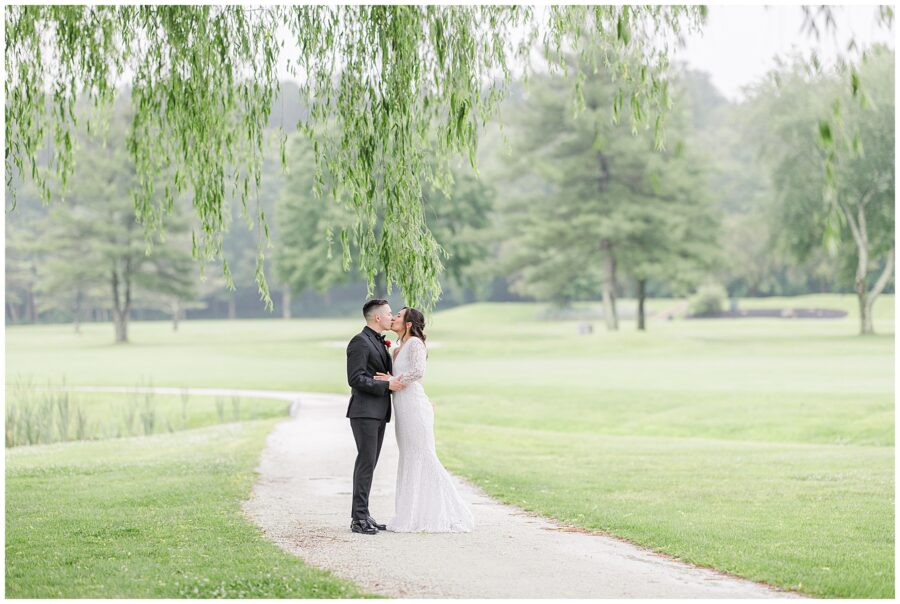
[
  {"xmin": 272, "ymin": 5, "xmax": 894, "ymax": 105},
  {"xmin": 673, "ymin": 4, "xmax": 894, "ymax": 101}
]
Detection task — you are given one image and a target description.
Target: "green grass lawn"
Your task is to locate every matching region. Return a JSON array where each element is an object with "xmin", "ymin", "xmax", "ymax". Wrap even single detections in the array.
[
  {"xmin": 5, "ymin": 293, "xmax": 895, "ymax": 597},
  {"xmin": 5, "ymin": 419, "xmax": 373, "ymax": 598}
]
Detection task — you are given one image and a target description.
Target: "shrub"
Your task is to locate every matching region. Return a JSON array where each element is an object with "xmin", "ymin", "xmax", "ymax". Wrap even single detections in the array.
[{"xmin": 689, "ymin": 283, "xmax": 728, "ymax": 316}]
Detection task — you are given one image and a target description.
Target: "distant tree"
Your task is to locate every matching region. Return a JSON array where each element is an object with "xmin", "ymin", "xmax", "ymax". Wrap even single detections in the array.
[
  {"xmin": 4, "ymin": 5, "xmax": 708, "ymax": 309},
  {"xmin": 34, "ymin": 97, "xmax": 197, "ymax": 342},
  {"xmin": 747, "ymin": 46, "xmax": 894, "ymax": 334},
  {"xmin": 33, "ymin": 209, "xmax": 108, "ymax": 332},
  {"xmin": 499, "ymin": 57, "xmax": 719, "ymax": 330},
  {"xmin": 422, "ymin": 160, "xmax": 495, "ymax": 293},
  {"xmin": 678, "ymin": 69, "xmax": 842, "ymax": 298},
  {"xmin": 5, "ymin": 196, "xmax": 45, "ymax": 324},
  {"xmin": 616, "ymin": 146, "xmax": 721, "ymax": 330},
  {"xmin": 6, "ymin": 6, "xmax": 886, "ymax": 309},
  {"xmin": 275, "ymin": 135, "xmax": 495, "ymax": 307},
  {"xmin": 273, "ymin": 133, "xmax": 358, "ymax": 305}
]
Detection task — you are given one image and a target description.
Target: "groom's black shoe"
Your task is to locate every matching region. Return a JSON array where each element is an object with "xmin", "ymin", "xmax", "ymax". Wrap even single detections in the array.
[
  {"xmin": 367, "ymin": 516, "xmax": 386, "ymax": 531},
  {"xmin": 351, "ymin": 518, "xmax": 377, "ymax": 535}
]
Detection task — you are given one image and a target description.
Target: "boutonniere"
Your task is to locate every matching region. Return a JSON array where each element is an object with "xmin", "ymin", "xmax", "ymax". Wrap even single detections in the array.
[{"xmin": 384, "ymin": 339, "xmax": 392, "ymax": 348}]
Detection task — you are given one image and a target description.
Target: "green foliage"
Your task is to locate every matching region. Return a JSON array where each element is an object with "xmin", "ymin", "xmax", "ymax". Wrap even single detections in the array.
[
  {"xmin": 497, "ymin": 59, "xmax": 718, "ymax": 306},
  {"xmin": 286, "ymin": 5, "xmax": 704, "ymax": 307},
  {"xmin": 29, "ymin": 95, "xmax": 198, "ymax": 337},
  {"xmin": 274, "ymin": 133, "xmax": 495, "ymax": 299},
  {"xmin": 6, "ymin": 5, "xmax": 705, "ymax": 310},
  {"xmin": 797, "ymin": 8, "xmax": 894, "ymax": 245},
  {"xmin": 745, "ymin": 46, "xmax": 895, "ymax": 326},
  {"xmin": 801, "ymin": 10, "xmax": 892, "ymax": 104},
  {"xmin": 6, "ymin": 6, "xmax": 282, "ymax": 307},
  {"xmin": 4, "ymin": 189, "xmax": 49, "ymax": 322},
  {"xmin": 684, "ymin": 70, "xmax": 844, "ymax": 298},
  {"xmin": 687, "ymin": 282, "xmax": 727, "ymax": 316},
  {"xmin": 273, "ymin": 133, "xmax": 357, "ymax": 295},
  {"xmin": 422, "ymin": 159, "xmax": 495, "ymax": 292}
]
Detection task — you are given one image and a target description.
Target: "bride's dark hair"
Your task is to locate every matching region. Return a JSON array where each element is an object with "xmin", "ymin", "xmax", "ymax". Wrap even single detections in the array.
[{"xmin": 399, "ymin": 307, "xmax": 426, "ymax": 343}]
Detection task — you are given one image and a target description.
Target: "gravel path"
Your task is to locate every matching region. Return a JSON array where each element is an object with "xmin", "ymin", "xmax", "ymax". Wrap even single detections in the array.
[{"xmin": 70, "ymin": 386, "xmax": 804, "ymax": 598}]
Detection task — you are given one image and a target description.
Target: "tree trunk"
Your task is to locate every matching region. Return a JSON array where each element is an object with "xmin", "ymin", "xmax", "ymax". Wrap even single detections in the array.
[
  {"xmin": 853, "ymin": 235, "xmax": 868, "ymax": 335},
  {"xmin": 282, "ymin": 288, "xmax": 292, "ymax": 319},
  {"xmin": 7, "ymin": 301, "xmax": 20, "ymax": 324},
  {"xmin": 857, "ymin": 286, "xmax": 868, "ymax": 335},
  {"xmin": 172, "ymin": 299, "xmax": 180, "ymax": 331},
  {"xmin": 637, "ymin": 278, "xmax": 646, "ymax": 331},
  {"xmin": 25, "ymin": 286, "xmax": 36, "ymax": 323},
  {"xmin": 111, "ymin": 260, "xmax": 130, "ymax": 344},
  {"xmin": 228, "ymin": 296, "xmax": 237, "ymax": 320},
  {"xmin": 839, "ymin": 199, "xmax": 886, "ymax": 336},
  {"xmin": 861, "ymin": 297, "xmax": 874, "ymax": 334},
  {"xmin": 862, "ymin": 247, "xmax": 895, "ymax": 336},
  {"xmin": 73, "ymin": 289, "xmax": 82, "ymax": 334},
  {"xmin": 113, "ymin": 310, "xmax": 128, "ymax": 342},
  {"xmin": 124, "ymin": 259, "xmax": 132, "ymax": 338},
  {"xmin": 600, "ymin": 239, "xmax": 619, "ymax": 331},
  {"xmin": 374, "ymin": 272, "xmax": 387, "ymax": 299},
  {"xmin": 112, "ymin": 266, "xmax": 122, "ymax": 342}
]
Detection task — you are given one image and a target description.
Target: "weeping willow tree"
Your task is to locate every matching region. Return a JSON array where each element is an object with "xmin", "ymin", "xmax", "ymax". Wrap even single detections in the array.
[{"xmin": 4, "ymin": 5, "xmax": 885, "ymax": 310}]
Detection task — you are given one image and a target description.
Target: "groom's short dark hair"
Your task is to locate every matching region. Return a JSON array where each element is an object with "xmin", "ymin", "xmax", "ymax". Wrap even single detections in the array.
[{"xmin": 363, "ymin": 299, "xmax": 389, "ymax": 320}]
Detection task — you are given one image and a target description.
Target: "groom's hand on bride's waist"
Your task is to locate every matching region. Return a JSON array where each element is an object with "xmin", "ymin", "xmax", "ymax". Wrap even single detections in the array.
[{"xmin": 374, "ymin": 372, "xmax": 406, "ymax": 392}]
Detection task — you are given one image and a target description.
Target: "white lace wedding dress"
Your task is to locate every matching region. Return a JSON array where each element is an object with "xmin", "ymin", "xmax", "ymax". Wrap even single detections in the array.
[{"xmin": 385, "ymin": 336, "xmax": 474, "ymax": 533}]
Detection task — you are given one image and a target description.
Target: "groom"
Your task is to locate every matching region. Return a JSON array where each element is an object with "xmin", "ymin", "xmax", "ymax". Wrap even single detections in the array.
[{"xmin": 346, "ymin": 299, "xmax": 406, "ymax": 535}]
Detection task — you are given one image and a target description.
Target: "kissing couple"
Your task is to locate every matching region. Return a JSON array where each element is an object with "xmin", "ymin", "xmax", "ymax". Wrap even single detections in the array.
[{"xmin": 345, "ymin": 299, "xmax": 474, "ymax": 534}]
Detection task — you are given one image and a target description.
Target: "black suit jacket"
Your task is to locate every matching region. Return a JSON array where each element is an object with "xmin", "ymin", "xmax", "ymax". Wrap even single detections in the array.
[{"xmin": 346, "ymin": 326, "xmax": 392, "ymax": 422}]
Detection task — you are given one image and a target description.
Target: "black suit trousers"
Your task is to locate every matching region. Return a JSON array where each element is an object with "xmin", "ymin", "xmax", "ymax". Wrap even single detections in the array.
[{"xmin": 350, "ymin": 417, "xmax": 387, "ymax": 521}]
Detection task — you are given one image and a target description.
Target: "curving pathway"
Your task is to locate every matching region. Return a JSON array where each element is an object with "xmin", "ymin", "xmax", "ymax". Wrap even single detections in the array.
[{"xmin": 69, "ymin": 386, "xmax": 805, "ymax": 599}]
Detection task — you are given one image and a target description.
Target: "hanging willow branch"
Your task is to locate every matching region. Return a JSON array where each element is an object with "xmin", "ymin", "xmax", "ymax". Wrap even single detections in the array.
[
  {"xmin": 6, "ymin": 5, "xmax": 705, "ymax": 310},
  {"xmin": 6, "ymin": 5, "xmax": 283, "ymax": 305},
  {"xmin": 796, "ymin": 5, "xmax": 894, "ymax": 253}
]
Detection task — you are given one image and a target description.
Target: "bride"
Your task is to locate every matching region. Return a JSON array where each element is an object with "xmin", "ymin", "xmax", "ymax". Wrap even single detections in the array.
[{"xmin": 374, "ymin": 307, "xmax": 474, "ymax": 533}]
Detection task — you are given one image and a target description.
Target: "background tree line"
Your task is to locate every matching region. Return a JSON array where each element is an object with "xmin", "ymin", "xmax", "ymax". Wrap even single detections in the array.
[{"xmin": 6, "ymin": 46, "xmax": 894, "ymax": 339}]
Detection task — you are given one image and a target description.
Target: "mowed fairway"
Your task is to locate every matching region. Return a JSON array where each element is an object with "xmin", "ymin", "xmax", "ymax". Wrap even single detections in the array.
[
  {"xmin": 6, "ymin": 294, "xmax": 895, "ymax": 598},
  {"xmin": 5, "ymin": 419, "xmax": 372, "ymax": 598}
]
